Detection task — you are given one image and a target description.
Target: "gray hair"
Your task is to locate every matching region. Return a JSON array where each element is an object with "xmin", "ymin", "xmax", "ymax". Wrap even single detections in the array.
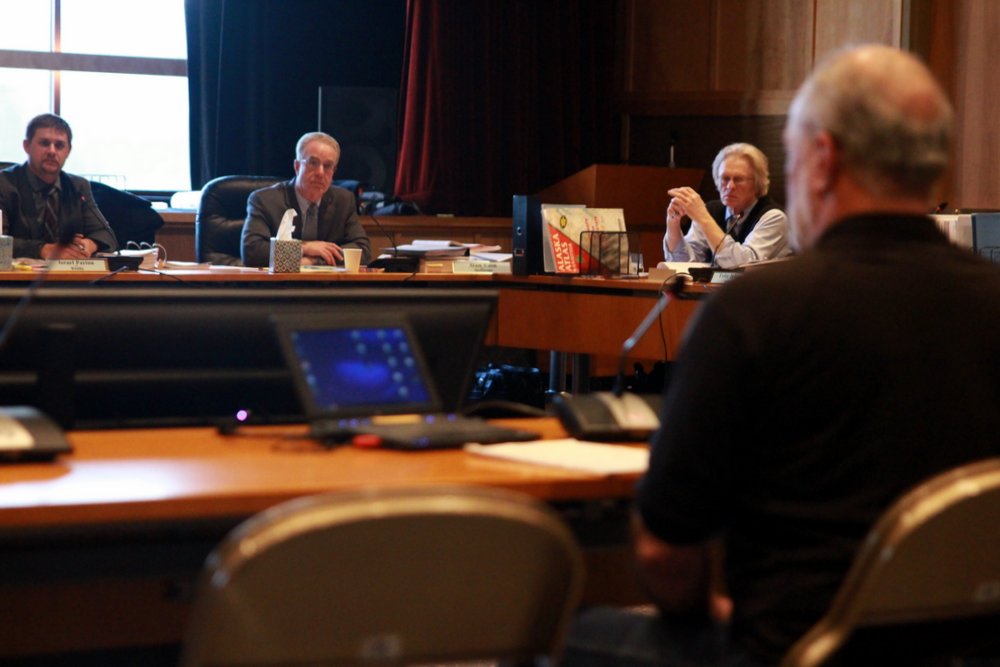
[
  {"xmin": 712, "ymin": 143, "xmax": 770, "ymax": 197},
  {"xmin": 295, "ymin": 131, "xmax": 341, "ymax": 160},
  {"xmin": 788, "ymin": 44, "xmax": 952, "ymax": 197}
]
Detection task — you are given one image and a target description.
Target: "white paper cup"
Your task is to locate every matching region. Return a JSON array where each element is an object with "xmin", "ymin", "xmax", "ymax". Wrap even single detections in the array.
[{"xmin": 343, "ymin": 247, "xmax": 362, "ymax": 273}]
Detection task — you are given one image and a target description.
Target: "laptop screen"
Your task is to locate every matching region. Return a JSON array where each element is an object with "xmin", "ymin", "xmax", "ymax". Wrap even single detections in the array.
[{"xmin": 274, "ymin": 313, "xmax": 442, "ymax": 419}]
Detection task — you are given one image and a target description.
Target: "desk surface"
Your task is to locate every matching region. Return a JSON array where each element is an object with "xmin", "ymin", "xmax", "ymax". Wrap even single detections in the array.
[
  {"xmin": 0, "ymin": 419, "xmax": 646, "ymax": 658},
  {"xmin": 0, "ymin": 418, "xmax": 641, "ymax": 532}
]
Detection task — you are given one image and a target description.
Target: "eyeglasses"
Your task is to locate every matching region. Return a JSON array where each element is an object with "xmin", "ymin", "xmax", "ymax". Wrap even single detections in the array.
[
  {"xmin": 718, "ymin": 175, "xmax": 750, "ymax": 186},
  {"xmin": 298, "ymin": 156, "xmax": 337, "ymax": 173}
]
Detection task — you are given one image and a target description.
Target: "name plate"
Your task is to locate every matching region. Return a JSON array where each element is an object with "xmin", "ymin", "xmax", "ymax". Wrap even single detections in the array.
[{"xmin": 48, "ymin": 258, "xmax": 110, "ymax": 272}]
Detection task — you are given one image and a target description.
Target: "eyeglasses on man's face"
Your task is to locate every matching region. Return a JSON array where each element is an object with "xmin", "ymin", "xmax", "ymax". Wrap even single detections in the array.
[
  {"xmin": 718, "ymin": 175, "xmax": 750, "ymax": 186},
  {"xmin": 298, "ymin": 156, "xmax": 337, "ymax": 173}
]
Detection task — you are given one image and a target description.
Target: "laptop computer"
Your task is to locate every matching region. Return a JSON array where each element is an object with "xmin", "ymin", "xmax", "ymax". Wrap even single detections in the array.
[{"xmin": 272, "ymin": 312, "xmax": 538, "ymax": 449}]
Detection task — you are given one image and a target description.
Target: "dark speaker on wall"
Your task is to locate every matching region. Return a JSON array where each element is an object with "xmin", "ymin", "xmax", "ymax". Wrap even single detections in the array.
[{"xmin": 318, "ymin": 86, "xmax": 398, "ymax": 195}]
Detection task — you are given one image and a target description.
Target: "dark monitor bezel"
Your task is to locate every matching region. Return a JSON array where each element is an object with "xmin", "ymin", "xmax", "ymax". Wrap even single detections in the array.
[
  {"xmin": 0, "ymin": 286, "xmax": 496, "ymax": 429},
  {"xmin": 273, "ymin": 311, "xmax": 443, "ymax": 420}
]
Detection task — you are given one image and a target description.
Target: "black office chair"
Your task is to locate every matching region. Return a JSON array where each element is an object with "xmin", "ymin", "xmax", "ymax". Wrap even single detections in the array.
[
  {"xmin": 90, "ymin": 180, "xmax": 163, "ymax": 246},
  {"xmin": 179, "ymin": 485, "xmax": 585, "ymax": 667},
  {"xmin": 781, "ymin": 457, "xmax": 1000, "ymax": 667},
  {"xmin": 195, "ymin": 175, "xmax": 282, "ymax": 265}
]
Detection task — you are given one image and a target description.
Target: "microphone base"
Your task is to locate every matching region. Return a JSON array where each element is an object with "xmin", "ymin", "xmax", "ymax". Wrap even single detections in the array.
[{"xmin": 552, "ymin": 391, "xmax": 661, "ymax": 442}]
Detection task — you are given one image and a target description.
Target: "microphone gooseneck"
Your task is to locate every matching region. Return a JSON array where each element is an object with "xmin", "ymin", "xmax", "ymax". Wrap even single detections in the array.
[
  {"xmin": 612, "ymin": 279, "xmax": 685, "ymax": 397},
  {"xmin": 710, "ymin": 213, "xmax": 740, "ymax": 268},
  {"xmin": 367, "ymin": 214, "xmax": 397, "ymax": 255}
]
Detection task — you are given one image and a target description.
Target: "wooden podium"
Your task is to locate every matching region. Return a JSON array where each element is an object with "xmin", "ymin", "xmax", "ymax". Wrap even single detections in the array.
[
  {"xmin": 536, "ymin": 164, "xmax": 704, "ymax": 225},
  {"xmin": 535, "ymin": 164, "xmax": 704, "ymax": 265}
]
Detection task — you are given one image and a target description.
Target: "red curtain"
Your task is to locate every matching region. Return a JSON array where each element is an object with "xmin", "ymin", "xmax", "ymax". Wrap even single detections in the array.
[{"xmin": 395, "ymin": 0, "xmax": 619, "ymax": 216}]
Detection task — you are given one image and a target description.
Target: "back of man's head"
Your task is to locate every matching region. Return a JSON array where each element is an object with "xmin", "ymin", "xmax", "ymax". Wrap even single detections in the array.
[
  {"xmin": 788, "ymin": 44, "xmax": 952, "ymax": 199},
  {"xmin": 26, "ymin": 113, "xmax": 73, "ymax": 146}
]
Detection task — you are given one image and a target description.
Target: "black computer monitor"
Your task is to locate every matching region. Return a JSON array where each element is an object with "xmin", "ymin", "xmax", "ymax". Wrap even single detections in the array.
[{"xmin": 0, "ymin": 286, "xmax": 497, "ymax": 429}]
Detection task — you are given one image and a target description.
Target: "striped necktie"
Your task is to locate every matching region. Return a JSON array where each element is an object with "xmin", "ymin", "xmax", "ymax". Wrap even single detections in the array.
[
  {"xmin": 43, "ymin": 187, "xmax": 61, "ymax": 242},
  {"xmin": 303, "ymin": 203, "xmax": 318, "ymax": 241},
  {"xmin": 725, "ymin": 212, "xmax": 742, "ymax": 239}
]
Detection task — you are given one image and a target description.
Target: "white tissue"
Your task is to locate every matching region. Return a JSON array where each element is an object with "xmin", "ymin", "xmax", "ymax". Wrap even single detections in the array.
[{"xmin": 276, "ymin": 208, "xmax": 297, "ymax": 240}]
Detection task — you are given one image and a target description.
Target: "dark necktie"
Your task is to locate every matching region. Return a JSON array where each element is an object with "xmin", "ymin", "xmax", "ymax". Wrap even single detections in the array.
[
  {"xmin": 725, "ymin": 213, "xmax": 742, "ymax": 239},
  {"xmin": 43, "ymin": 188, "xmax": 61, "ymax": 242},
  {"xmin": 303, "ymin": 203, "xmax": 318, "ymax": 241}
]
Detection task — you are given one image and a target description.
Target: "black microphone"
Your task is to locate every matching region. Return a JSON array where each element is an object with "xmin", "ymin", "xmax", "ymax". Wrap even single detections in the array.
[
  {"xmin": 613, "ymin": 278, "xmax": 684, "ymax": 397},
  {"xmin": 364, "ymin": 214, "xmax": 420, "ymax": 273},
  {"xmin": 709, "ymin": 213, "xmax": 740, "ymax": 269},
  {"xmin": 552, "ymin": 279, "xmax": 684, "ymax": 441},
  {"xmin": 0, "ymin": 196, "xmax": 87, "ymax": 354},
  {"xmin": 367, "ymin": 213, "xmax": 397, "ymax": 252}
]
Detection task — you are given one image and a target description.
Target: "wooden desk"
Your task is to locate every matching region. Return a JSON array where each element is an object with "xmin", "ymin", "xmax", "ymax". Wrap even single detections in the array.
[
  {"xmin": 0, "ymin": 270, "xmax": 706, "ymax": 361},
  {"xmin": 0, "ymin": 419, "xmax": 644, "ymax": 658},
  {"xmin": 156, "ymin": 210, "xmax": 672, "ymax": 266}
]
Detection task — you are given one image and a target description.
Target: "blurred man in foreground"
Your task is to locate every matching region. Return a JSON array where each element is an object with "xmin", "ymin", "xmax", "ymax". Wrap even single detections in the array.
[{"xmin": 567, "ymin": 44, "xmax": 1000, "ymax": 667}]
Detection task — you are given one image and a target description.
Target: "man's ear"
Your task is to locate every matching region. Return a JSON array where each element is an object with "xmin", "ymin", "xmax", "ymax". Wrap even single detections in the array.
[
  {"xmin": 811, "ymin": 130, "xmax": 839, "ymax": 192},
  {"xmin": 22, "ymin": 139, "xmax": 30, "ymax": 155}
]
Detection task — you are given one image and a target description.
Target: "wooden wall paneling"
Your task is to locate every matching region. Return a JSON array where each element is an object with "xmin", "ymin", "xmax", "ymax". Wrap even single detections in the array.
[
  {"xmin": 713, "ymin": 0, "xmax": 814, "ymax": 92},
  {"xmin": 627, "ymin": 114, "xmax": 789, "ymax": 206},
  {"xmin": 753, "ymin": 0, "xmax": 815, "ymax": 91},
  {"xmin": 950, "ymin": 0, "xmax": 1000, "ymax": 209},
  {"xmin": 624, "ymin": 0, "xmax": 714, "ymax": 94},
  {"xmin": 814, "ymin": 0, "xmax": 903, "ymax": 59},
  {"xmin": 905, "ymin": 0, "xmax": 959, "ymax": 209}
]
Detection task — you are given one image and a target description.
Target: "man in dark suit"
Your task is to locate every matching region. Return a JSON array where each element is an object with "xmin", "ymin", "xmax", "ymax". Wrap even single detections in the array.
[
  {"xmin": 0, "ymin": 113, "xmax": 117, "ymax": 259},
  {"xmin": 241, "ymin": 131, "xmax": 371, "ymax": 267}
]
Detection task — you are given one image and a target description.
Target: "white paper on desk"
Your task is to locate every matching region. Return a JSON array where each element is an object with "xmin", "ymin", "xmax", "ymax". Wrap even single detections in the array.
[
  {"xmin": 465, "ymin": 439, "xmax": 648, "ymax": 474},
  {"xmin": 472, "ymin": 251, "xmax": 514, "ymax": 262},
  {"xmin": 276, "ymin": 208, "xmax": 297, "ymax": 240},
  {"xmin": 657, "ymin": 261, "xmax": 709, "ymax": 272}
]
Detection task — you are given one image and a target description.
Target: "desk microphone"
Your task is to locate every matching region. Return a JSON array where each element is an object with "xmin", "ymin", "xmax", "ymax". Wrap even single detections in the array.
[
  {"xmin": 0, "ymin": 223, "xmax": 79, "ymax": 353},
  {"xmin": 367, "ymin": 213, "xmax": 397, "ymax": 251},
  {"xmin": 365, "ymin": 214, "xmax": 421, "ymax": 273},
  {"xmin": 0, "ymin": 223, "xmax": 81, "ymax": 442},
  {"xmin": 552, "ymin": 279, "xmax": 684, "ymax": 441}
]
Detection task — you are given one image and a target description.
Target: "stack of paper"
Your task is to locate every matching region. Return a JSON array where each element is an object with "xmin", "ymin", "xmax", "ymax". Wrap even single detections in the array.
[
  {"xmin": 394, "ymin": 240, "xmax": 503, "ymax": 258},
  {"xmin": 419, "ymin": 251, "xmax": 513, "ymax": 274},
  {"xmin": 465, "ymin": 439, "xmax": 648, "ymax": 474}
]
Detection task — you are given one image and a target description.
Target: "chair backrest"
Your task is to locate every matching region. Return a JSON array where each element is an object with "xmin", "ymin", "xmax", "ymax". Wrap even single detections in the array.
[
  {"xmin": 90, "ymin": 180, "xmax": 164, "ymax": 246},
  {"xmin": 195, "ymin": 175, "xmax": 282, "ymax": 265},
  {"xmin": 179, "ymin": 485, "xmax": 585, "ymax": 667},
  {"xmin": 781, "ymin": 457, "xmax": 1000, "ymax": 667}
]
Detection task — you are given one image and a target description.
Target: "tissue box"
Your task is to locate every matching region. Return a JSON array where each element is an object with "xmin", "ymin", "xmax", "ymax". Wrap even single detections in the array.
[
  {"xmin": 0, "ymin": 235, "xmax": 12, "ymax": 271},
  {"xmin": 269, "ymin": 238, "xmax": 302, "ymax": 273}
]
